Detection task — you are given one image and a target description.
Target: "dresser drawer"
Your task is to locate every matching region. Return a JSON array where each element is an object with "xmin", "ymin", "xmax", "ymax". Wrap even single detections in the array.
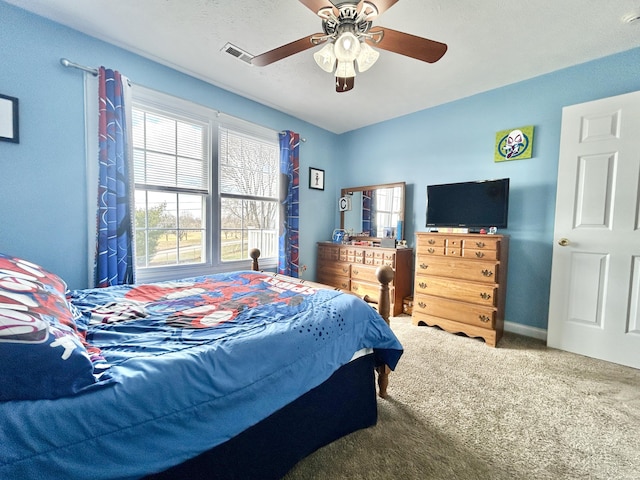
[
  {"xmin": 462, "ymin": 237, "xmax": 500, "ymax": 251},
  {"xmin": 415, "ymin": 254, "xmax": 500, "ymax": 284},
  {"xmin": 351, "ymin": 264, "xmax": 380, "ymax": 284},
  {"xmin": 416, "ymin": 235, "xmax": 445, "ymax": 254},
  {"xmin": 317, "ymin": 245, "xmax": 340, "ymax": 261},
  {"xmin": 446, "ymin": 238, "xmax": 462, "ymax": 250},
  {"xmin": 419, "ymin": 245, "xmax": 445, "ymax": 256},
  {"xmin": 414, "ymin": 276, "xmax": 497, "ymax": 306},
  {"xmin": 413, "ymin": 294, "xmax": 495, "ymax": 329},
  {"xmin": 318, "ymin": 261, "xmax": 350, "ymax": 277},
  {"xmin": 317, "ymin": 272, "xmax": 350, "ymax": 290},
  {"xmin": 462, "ymin": 248, "xmax": 499, "ymax": 261},
  {"xmin": 351, "ymin": 279, "xmax": 383, "ymax": 302}
]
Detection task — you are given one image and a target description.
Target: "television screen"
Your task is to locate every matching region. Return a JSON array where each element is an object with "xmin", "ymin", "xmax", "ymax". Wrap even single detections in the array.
[{"xmin": 426, "ymin": 178, "xmax": 510, "ymax": 229}]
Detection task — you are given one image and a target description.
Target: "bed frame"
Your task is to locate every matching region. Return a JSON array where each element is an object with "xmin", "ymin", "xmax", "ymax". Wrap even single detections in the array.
[{"xmin": 144, "ymin": 249, "xmax": 395, "ymax": 480}]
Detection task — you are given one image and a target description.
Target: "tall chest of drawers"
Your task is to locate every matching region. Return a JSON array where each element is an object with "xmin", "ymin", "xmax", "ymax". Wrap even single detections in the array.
[
  {"xmin": 316, "ymin": 242, "xmax": 413, "ymax": 317},
  {"xmin": 412, "ymin": 232, "xmax": 509, "ymax": 347}
]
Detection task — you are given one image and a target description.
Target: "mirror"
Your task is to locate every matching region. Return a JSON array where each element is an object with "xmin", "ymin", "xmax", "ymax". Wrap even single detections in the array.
[{"xmin": 340, "ymin": 181, "xmax": 405, "ymax": 241}]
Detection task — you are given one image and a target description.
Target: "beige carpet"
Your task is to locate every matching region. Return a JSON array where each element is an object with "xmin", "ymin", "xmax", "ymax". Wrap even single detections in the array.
[{"xmin": 284, "ymin": 316, "xmax": 640, "ymax": 480}]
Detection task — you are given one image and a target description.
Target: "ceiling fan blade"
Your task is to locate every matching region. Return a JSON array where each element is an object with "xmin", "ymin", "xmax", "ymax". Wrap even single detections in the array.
[
  {"xmin": 336, "ymin": 76, "xmax": 355, "ymax": 92},
  {"xmin": 298, "ymin": 0, "xmax": 335, "ymax": 14},
  {"xmin": 368, "ymin": 0, "xmax": 400, "ymax": 16},
  {"xmin": 252, "ymin": 34, "xmax": 326, "ymax": 67},
  {"xmin": 368, "ymin": 27, "xmax": 447, "ymax": 63}
]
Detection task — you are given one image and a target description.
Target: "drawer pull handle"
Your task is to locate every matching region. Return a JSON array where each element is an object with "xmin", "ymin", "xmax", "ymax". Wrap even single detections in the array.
[
  {"xmin": 428, "ymin": 248, "xmax": 435, "ymax": 254},
  {"xmin": 475, "ymin": 252, "xmax": 485, "ymax": 258},
  {"xmin": 352, "ymin": 285, "xmax": 359, "ymax": 292},
  {"xmin": 418, "ymin": 301, "xmax": 427, "ymax": 308},
  {"xmin": 481, "ymin": 269, "xmax": 494, "ymax": 277},
  {"xmin": 419, "ymin": 282, "xmax": 427, "ymax": 289},
  {"xmin": 479, "ymin": 315, "xmax": 491, "ymax": 323},
  {"xmin": 420, "ymin": 263, "xmax": 429, "ymax": 270},
  {"xmin": 353, "ymin": 269, "xmax": 359, "ymax": 275},
  {"xmin": 476, "ymin": 242, "xmax": 485, "ymax": 248},
  {"xmin": 428, "ymin": 239, "xmax": 436, "ymax": 245},
  {"xmin": 341, "ymin": 282, "xmax": 348, "ymax": 288},
  {"xmin": 342, "ymin": 267, "xmax": 349, "ymax": 273},
  {"xmin": 480, "ymin": 292, "xmax": 491, "ymax": 300}
]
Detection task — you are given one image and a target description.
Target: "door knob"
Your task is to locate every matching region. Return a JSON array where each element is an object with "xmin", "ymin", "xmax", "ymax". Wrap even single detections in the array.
[{"xmin": 558, "ymin": 238, "xmax": 570, "ymax": 247}]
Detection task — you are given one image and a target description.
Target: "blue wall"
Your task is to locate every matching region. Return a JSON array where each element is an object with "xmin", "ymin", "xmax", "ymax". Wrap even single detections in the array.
[{"xmin": 2, "ymin": 1, "xmax": 640, "ymax": 332}]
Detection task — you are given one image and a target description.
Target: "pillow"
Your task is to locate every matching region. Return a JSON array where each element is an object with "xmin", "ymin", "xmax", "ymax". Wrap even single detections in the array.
[
  {"xmin": 0, "ymin": 252, "xmax": 67, "ymax": 295},
  {"xmin": 0, "ymin": 253, "xmax": 108, "ymax": 401}
]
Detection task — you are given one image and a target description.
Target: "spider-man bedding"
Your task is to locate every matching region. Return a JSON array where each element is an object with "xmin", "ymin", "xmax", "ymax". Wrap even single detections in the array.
[{"xmin": 0, "ymin": 254, "xmax": 402, "ymax": 480}]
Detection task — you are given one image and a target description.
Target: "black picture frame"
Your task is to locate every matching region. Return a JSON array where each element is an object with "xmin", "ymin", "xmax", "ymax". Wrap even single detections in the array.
[
  {"xmin": 0, "ymin": 94, "xmax": 19, "ymax": 144},
  {"xmin": 309, "ymin": 167, "xmax": 325, "ymax": 190}
]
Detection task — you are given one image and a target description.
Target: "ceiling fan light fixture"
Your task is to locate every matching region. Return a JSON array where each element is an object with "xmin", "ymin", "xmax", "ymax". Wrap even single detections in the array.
[
  {"xmin": 335, "ymin": 59, "xmax": 356, "ymax": 78},
  {"xmin": 313, "ymin": 42, "xmax": 337, "ymax": 73},
  {"xmin": 334, "ymin": 31, "xmax": 361, "ymax": 62},
  {"xmin": 356, "ymin": 41, "xmax": 379, "ymax": 72}
]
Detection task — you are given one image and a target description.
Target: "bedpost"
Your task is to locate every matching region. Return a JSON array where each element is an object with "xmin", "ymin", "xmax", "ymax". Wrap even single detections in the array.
[
  {"xmin": 375, "ymin": 265, "xmax": 394, "ymax": 325},
  {"xmin": 249, "ymin": 248, "xmax": 261, "ymax": 271},
  {"xmin": 375, "ymin": 265, "xmax": 394, "ymax": 398}
]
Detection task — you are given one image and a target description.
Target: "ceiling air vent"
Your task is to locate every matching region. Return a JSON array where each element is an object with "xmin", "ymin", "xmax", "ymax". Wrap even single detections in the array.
[{"xmin": 222, "ymin": 43, "xmax": 254, "ymax": 64}]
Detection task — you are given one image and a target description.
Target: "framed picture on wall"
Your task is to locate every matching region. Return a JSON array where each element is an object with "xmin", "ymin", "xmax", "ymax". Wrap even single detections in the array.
[
  {"xmin": 0, "ymin": 94, "xmax": 19, "ymax": 144},
  {"xmin": 309, "ymin": 167, "xmax": 325, "ymax": 190}
]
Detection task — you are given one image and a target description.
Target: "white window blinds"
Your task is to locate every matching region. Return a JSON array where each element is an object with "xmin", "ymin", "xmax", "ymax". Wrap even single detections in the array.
[{"xmin": 132, "ymin": 109, "xmax": 209, "ymax": 194}]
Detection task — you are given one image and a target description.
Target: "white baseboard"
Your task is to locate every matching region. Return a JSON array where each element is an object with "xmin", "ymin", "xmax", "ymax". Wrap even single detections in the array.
[{"xmin": 504, "ymin": 321, "xmax": 547, "ymax": 341}]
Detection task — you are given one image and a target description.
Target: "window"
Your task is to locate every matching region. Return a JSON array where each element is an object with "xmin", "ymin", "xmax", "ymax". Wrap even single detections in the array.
[
  {"xmin": 219, "ymin": 126, "xmax": 279, "ymax": 262},
  {"xmin": 131, "ymin": 86, "xmax": 279, "ymax": 282},
  {"xmin": 132, "ymin": 109, "xmax": 209, "ymax": 269}
]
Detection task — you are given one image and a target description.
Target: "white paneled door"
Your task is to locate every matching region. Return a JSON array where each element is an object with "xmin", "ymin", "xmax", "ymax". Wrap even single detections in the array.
[{"xmin": 547, "ymin": 90, "xmax": 640, "ymax": 369}]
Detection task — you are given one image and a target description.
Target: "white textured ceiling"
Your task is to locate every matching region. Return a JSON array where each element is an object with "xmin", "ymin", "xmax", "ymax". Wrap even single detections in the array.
[{"xmin": 5, "ymin": 0, "xmax": 640, "ymax": 133}]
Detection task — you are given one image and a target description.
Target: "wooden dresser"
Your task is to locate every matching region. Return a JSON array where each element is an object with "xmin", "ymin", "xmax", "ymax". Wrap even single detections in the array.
[
  {"xmin": 412, "ymin": 232, "xmax": 509, "ymax": 347},
  {"xmin": 316, "ymin": 242, "xmax": 413, "ymax": 317}
]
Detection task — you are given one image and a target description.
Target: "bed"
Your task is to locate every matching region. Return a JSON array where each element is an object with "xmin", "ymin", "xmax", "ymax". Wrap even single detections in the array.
[{"xmin": 0, "ymin": 250, "xmax": 402, "ymax": 480}]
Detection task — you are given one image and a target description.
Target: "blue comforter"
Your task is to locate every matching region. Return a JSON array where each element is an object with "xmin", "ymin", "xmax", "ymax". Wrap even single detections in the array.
[{"xmin": 0, "ymin": 271, "xmax": 402, "ymax": 480}]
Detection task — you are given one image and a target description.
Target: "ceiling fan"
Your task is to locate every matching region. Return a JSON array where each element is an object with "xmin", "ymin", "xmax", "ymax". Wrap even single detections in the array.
[{"xmin": 251, "ymin": 0, "xmax": 447, "ymax": 92}]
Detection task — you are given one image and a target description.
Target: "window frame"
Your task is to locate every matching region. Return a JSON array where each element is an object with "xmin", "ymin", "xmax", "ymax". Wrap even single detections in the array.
[{"xmin": 131, "ymin": 86, "xmax": 278, "ymax": 284}]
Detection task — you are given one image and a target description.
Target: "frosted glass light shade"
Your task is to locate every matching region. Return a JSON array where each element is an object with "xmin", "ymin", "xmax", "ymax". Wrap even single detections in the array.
[
  {"xmin": 313, "ymin": 43, "xmax": 337, "ymax": 73},
  {"xmin": 356, "ymin": 41, "xmax": 379, "ymax": 72},
  {"xmin": 334, "ymin": 32, "xmax": 361, "ymax": 62},
  {"xmin": 335, "ymin": 60, "xmax": 356, "ymax": 78}
]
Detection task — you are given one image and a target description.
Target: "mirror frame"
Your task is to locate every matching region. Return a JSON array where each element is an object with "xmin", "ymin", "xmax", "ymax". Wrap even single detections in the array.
[{"xmin": 340, "ymin": 181, "xmax": 406, "ymax": 241}]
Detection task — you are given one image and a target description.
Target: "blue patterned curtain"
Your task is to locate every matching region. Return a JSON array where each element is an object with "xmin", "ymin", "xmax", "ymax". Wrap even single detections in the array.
[
  {"xmin": 95, "ymin": 67, "xmax": 134, "ymax": 287},
  {"xmin": 278, "ymin": 131, "xmax": 300, "ymax": 277}
]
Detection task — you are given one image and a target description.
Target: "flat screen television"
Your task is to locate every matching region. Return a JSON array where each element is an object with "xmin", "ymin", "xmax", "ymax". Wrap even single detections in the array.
[{"xmin": 426, "ymin": 178, "xmax": 510, "ymax": 229}]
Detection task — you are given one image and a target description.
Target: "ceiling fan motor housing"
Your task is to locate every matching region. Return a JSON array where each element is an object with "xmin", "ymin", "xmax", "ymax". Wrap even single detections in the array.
[{"xmin": 321, "ymin": 2, "xmax": 375, "ymax": 39}]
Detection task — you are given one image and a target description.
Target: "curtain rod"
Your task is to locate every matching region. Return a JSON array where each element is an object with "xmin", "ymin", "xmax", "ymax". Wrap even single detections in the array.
[
  {"xmin": 280, "ymin": 131, "xmax": 307, "ymax": 143},
  {"xmin": 61, "ymin": 58, "xmax": 306, "ymax": 142},
  {"xmin": 60, "ymin": 58, "xmax": 98, "ymax": 76}
]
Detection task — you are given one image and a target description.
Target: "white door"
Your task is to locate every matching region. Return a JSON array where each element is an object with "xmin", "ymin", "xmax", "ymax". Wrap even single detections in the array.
[{"xmin": 547, "ymin": 90, "xmax": 640, "ymax": 369}]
